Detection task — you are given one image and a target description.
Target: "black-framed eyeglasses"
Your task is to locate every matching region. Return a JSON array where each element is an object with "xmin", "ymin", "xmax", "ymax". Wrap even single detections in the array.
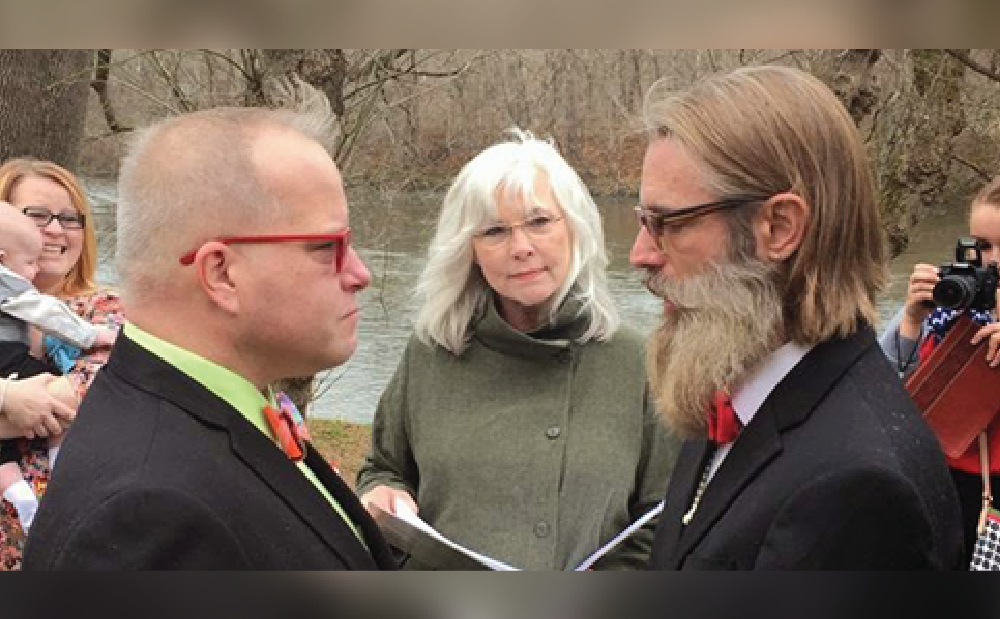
[
  {"xmin": 21, "ymin": 207, "xmax": 86, "ymax": 230},
  {"xmin": 634, "ymin": 196, "xmax": 768, "ymax": 245}
]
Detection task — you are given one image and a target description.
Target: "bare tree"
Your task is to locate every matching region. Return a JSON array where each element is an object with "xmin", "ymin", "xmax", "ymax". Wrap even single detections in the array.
[
  {"xmin": 0, "ymin": 50, "xmax": 93, "ymax": 170},
  {"xmin": 877, "ymin": 50, "xmax": 967, "ymax": 256},
  {"xmin": 76, "ymin": 49, "xmax": 1000, "ymax": 261}
]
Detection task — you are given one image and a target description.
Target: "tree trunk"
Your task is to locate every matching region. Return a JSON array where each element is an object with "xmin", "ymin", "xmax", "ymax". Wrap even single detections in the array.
[
  {"xmin": 0, "ymin": 50, "xmax": 92, "ymax": 170},
  {"xmin": 830, "ymin": 49, "xmax": 882, "ymax": 126},
  {"xmin": 91, "ymin": 49, "xmax": 129, "ymax": 133},
  {"xmin": 879, "ymin": 50, "xmax": 967, "ymax": 257}
]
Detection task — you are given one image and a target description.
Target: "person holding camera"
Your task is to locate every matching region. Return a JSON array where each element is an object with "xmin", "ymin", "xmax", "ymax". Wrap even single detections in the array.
[{"xmin": 879, "ymin": 175, "xmax": 1000, "ymax": 563}]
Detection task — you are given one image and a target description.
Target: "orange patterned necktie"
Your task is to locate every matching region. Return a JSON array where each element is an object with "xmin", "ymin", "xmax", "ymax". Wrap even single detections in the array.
[{"xmin": 707, "ymin": 389, "xmax": 742, "ymax": 445}]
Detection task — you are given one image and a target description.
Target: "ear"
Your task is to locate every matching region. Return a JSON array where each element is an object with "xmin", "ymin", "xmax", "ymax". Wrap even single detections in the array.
[
  {"xmin": 191, "ymin": 242, "xmax": 240, "ymax": 315},
  {"xmin": 753, "ymin": 192, "xmax": 810, "ymax": 263}
]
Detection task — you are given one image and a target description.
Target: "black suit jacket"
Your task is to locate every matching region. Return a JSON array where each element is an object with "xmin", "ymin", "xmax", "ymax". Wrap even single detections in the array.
[
  {"xmin": 23, "ymin": 334, "xmax": 395, "ymax": 570},
  {"xmin": 649, "ymin": 327, "xmax": 964, "ymax": 570}
]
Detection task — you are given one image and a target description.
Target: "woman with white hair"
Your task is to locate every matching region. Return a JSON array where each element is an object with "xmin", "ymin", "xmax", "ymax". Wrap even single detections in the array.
[{"xmin": 356, "ymin": 129, "xmax": 678, "ymax": 570}]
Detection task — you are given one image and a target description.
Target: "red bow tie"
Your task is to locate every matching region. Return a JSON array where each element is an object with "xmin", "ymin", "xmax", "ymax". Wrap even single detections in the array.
[
  {"xmin": 707, "ymin": 389, "xmax": 742, "ymax": 445},
  {"xmin": 264, "ymin": 402, "xmax": 305, "ymax": 461}
]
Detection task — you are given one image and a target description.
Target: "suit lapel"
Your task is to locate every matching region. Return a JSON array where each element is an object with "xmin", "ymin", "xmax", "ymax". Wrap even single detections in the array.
[
  {"xmin": 227, "ymin": 420, "xmax": 377, "ymax": 569},
  {"xmin": 105, "ymin": 335, "xmax": 381, "ymax": 569},
  {"xmin": 672, "ymin": 411, "xmax": 782, "ymax": 564},
  {"xmin": 303, "ymin": 444, "xmax": 395, "ymax": 569},
  {"xmin": 668, "ymin": 327, "xmax": 877, "ymax": 567}
]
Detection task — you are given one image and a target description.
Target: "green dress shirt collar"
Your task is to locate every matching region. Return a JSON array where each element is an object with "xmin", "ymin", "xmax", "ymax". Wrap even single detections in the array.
[
  {"xmin": 122, "ymin": 322, "xmax": 366, "ymax": 545},
  {"xmin": 123, "ymin": 322, "xmax": 274, "ymax": 434}
]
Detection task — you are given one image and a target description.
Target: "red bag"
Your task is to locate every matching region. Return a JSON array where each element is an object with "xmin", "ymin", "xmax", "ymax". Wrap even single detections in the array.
[{"xmin": 906, "ymin": 315, "xmax": 1000, "ymax": 459}]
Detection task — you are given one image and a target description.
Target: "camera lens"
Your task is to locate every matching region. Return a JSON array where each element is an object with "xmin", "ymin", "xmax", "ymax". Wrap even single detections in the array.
[{"xmin": 933, "ymin": 276, "xmax": 975, "ymax": 310}]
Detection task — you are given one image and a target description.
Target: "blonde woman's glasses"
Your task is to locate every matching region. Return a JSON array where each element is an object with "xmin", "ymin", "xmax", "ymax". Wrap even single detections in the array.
[{"xmin": 22, "ymin": 207, "xmax": 86, "ymax": 230}]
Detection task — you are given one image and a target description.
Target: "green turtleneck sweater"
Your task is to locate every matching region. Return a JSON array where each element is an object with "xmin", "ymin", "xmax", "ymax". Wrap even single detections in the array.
[{"xmin": 356, "ymin": 299, "xmax": 679, "ymax": 570}]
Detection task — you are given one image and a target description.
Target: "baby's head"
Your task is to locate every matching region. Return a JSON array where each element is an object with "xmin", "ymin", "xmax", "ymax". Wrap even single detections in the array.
[{"xmin": 0, "ymin": 204, "xmax": 43, "ymax": 281}]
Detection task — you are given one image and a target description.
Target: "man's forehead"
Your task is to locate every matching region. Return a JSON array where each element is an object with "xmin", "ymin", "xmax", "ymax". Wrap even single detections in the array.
[
  {"xmin": 640, "ymin": 140, "xmax": 712, "ymax": 205},
  {"xmin": 253, "ymin": 131, "xmax": 343, "ymax": 197},
  {"xmin": 253, "ymin": 127, "xmax": 334, "ymax": 166}
]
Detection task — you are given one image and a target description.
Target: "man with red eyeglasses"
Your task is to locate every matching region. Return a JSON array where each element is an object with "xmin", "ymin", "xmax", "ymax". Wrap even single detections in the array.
[
  {"xmin": 24, "ymin": 84, "xmax": 395, "ymax": 570},
  {"xmin": 631, "ymin": 66, "xmax": 963, "ymax": 570}
]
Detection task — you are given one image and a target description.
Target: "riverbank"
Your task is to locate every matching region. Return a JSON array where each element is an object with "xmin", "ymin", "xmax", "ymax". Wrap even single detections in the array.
[{"xmin": 307, "ymin": 419, "xmax": 372, "ymax": 490}]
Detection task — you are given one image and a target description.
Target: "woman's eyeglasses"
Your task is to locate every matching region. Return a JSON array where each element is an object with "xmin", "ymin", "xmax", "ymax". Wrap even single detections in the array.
[
  {"xmin": 178, "ymin": 230, "xmax": 352, "ymax": 272},
  {"xmin": 22, "ymin": 207, "xmax": 86, "ymax": 230},
  {"xmin": 473, "ymin": 215, "xmax": 564, "ymax": 247}
]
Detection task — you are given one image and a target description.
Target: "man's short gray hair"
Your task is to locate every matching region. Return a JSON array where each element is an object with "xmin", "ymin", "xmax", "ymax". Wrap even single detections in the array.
[{"xmin": 115, "ymin": 79, "xmax": 338, "ymax": 302}]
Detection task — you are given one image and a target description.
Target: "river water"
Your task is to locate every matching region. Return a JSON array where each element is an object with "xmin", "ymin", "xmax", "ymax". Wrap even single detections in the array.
[{"xmin": 87, "ymin": 182, "xmax": 969, "ymax": 423}]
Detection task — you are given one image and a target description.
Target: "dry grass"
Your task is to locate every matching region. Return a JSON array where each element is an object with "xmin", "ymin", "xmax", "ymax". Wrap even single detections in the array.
[{"xmin": 307, "ymin": 420, "xmax": 373, "ymax": 490}]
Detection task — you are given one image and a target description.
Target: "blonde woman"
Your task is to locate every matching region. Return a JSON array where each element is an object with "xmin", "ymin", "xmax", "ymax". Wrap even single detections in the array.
[{"xmin": 0, "ymin": 158, "xmax": 123, "ymax": 570}]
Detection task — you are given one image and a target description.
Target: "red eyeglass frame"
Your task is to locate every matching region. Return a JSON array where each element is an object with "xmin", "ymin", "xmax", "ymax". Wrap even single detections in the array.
[{"xmin": 178, "ymin": 230, "xmax": 352, "ymax": 271}]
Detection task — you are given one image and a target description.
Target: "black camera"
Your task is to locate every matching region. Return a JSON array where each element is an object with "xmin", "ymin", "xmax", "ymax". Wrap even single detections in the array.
[{"xmin": 932, "ymin": 237, "xmax": 999, "ymax": 311}]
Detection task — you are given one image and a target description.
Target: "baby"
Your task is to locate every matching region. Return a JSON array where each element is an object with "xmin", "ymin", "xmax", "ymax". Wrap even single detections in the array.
[{"xmin": 0, "ymin": 208, "xmax": 116, "ymax": 531}]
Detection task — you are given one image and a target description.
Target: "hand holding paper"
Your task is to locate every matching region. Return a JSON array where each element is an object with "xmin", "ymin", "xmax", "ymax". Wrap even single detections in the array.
[
  {"xmin": 360, "ymin": 484, "xmax": 418, "ymax": 518},
  {"xmin": 370, "ymin": 495, "xmax": 665, "ymax": 571}
]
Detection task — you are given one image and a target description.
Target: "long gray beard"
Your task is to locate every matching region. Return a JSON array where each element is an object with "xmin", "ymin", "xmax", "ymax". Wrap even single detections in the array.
[{"xmin": 646, "ymin": 258, "xmax": 784, "ymax": 439}]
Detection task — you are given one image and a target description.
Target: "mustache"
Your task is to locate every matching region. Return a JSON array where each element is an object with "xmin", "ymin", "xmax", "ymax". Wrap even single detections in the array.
[{"xmin": 657, "ymin": 260, "xmax": 780, "ymax": 314}]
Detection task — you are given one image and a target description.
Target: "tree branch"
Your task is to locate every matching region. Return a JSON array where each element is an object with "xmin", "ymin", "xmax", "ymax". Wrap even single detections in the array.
[
  {"xmin": 945, "ymin": 49, "xmax": 1000, "ymax": 83},
  {"xmin": 197, "ymin": 49, "xmax": 255, "ymax": 82},
  {"xmin": 90, "ymin": 49, "xmax": 130, "ymax": 133},
  {"xmin": 343, "ymin": 52, "xmax": 479, "ymax": 102},
  {"xmin": 149, "ymin": 50, "xmax": 195, "ymax": 112},
  {"xmin": 951, "ymin": 153, "xmax": 993, "ymax": 182}
]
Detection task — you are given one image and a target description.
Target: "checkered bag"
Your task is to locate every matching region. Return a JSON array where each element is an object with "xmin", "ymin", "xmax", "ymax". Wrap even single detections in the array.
[
  {"xmin": 971, "ymin": 508, "xmax": 1000, "ymax": 570},
  {"xmin": 971, "ymin": 433, "xmax": 1000, "ymax": 571}
]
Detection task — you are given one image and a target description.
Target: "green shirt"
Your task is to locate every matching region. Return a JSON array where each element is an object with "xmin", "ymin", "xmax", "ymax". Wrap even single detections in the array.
[{"xmin": 124, "ymin": 322, "xmax": 363, "ymax": 543}]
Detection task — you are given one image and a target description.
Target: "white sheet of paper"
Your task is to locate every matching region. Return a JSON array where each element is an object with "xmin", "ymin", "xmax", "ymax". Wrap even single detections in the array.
[
  {"xmin": 573, "ymin": 500, "xmax": 664, "ymax": 571},
  {"xmin": 393, "ymin": 496, "xmax": 519, "ymax": 571}
]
